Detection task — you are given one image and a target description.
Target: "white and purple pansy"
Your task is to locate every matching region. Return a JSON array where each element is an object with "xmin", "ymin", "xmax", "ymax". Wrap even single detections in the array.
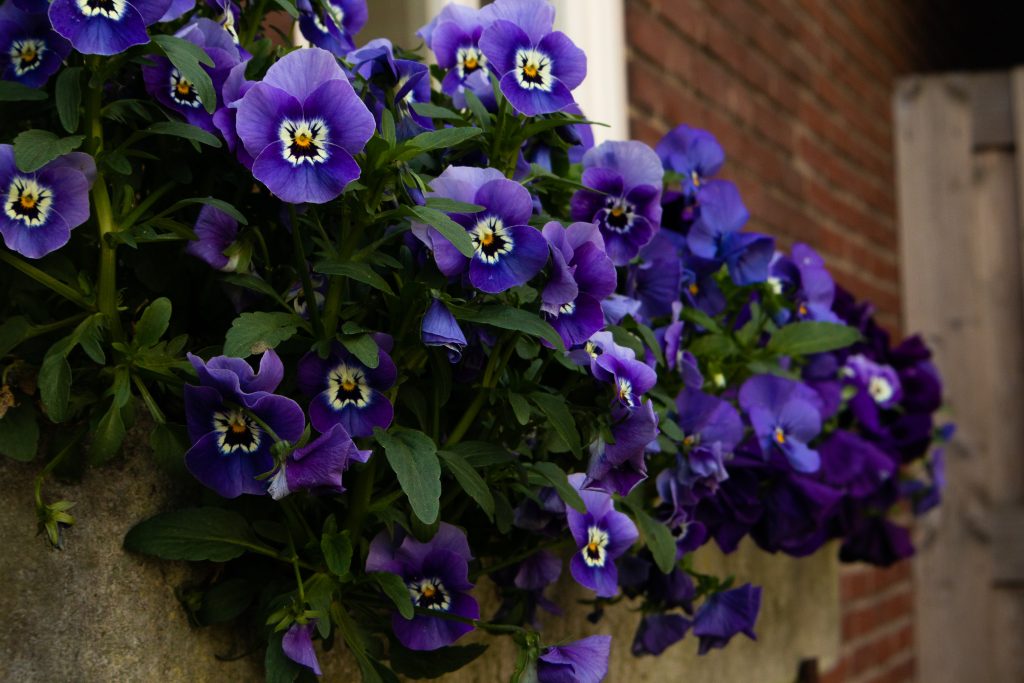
[
  {"xmin": 571, "ymin": 140, "xmax": 664, "ymax": 266},
  {"xmin": 0, "ymin": 1, "xmax": 71, "ymax": 88},
  {"xmin": 565, "ymin": 473, "xmax": 639, "ymax": 597},
  {"xmin": 478, "ymin": 0, "xmax": 585, "ymax": 116},
  {"xmin": 297, "ymin": 0, "xmax": 366, "ymax": 57},
  {"xmin": 0, "ymin": 145, "xmax": 95, "ymax": 259},
  {"xmin": 234, "ymin": 47, "xmax": 375, "ymax": 204},
  {"xmin": 421, "ymin": 3, "xmax": 493, "ymax": 108},
  {"xmin": 267, "ymin": 423, "xmax": 371, "ymax": 500},
  {"xmin": 296, "ymin": 339, "xmax": 396, "ymax": 438},
  {"xmin": 48, "ymin": 0, "xmax": 173, "ymax": 55}
]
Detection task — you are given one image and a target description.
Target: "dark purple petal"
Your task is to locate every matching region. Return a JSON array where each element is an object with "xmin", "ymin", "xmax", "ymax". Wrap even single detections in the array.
[
  {"xmin": 473, "ymin": 177, "xmax": 534, "ymax": 227},
  {"xmin": 514, "ymin": 550, "xmax": 562, "ymax": 590},
  {"xmin": 537, "ymin": 635, "xmax": 611, "ymax": 683},
  {"xmin": 537, "ymin": 30, "xmax": 586, "ymax": 90},
  {"xmin": 185, "ymin": 205, "xmax": 239, "ymax": 270},
  {"xmin": 184, "ymin": 431, "xmax": 273, "ymax": 498},
  {"xmin": 48, "ymin": 0, "xmax": 149, "ymax": 55},
  {"xmin": 235, "ymin": 82, "xmax": 301, "ymax": 160},
  {"xmin": 632, "ymin": 614, "xmax": 690, "ymax": 656},
  {"xmin": 281, "ymin": 622, "xmax": 322, "ymax": 675},
  {"xmin": 693, "ymin": 584, "xmax": 761, "ymax": 654},
  {"xmin": 392, "ymin": 593, "xmax": 477, "ymax": 650}
]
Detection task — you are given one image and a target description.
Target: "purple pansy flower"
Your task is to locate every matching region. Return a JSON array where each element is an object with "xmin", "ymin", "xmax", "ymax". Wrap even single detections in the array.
[
  {"xmin": 421, "ymin": 3, "xmax": 493, "ymax": 109},
  {"xmin": 586, "ymin": 397, "xmax": 658, "ymax": 496},
  {"xmin": 421, "ymin": 299, "xmax": 468, "ymax": 362},
  {"xmin": 427, "ymin": 175, "xmax": 549, "ymax": 294},
  {"xmin": 566, "ymin": 473, "xmax": 639, "ymax": 597},
  {"xmin": 632, "ymin": 614, "xmax": 691, "ymax": 656},
  {"xmin": 843, "ymin": 353, "xmax": 903, "ymax": 431},
  {"xmin": 571, "ymin": 140, "xmax": 663, "ymax": 266},
  {"xmin": 185, "ymin": 204, "xmax": 243, "ymax": 271},
  {"xmin": 769, "ymin": 243, "xmax": 839, "ymax": 323},
  {"xmin": 297, "ymin": 339, "xmax": 396, "ymax": 438},
  {"xmin": 0, "ymin": 146, "xmax": 95, "ymax": 259},
  {"xmin": 536, "ymin": 634, "xmax": 611, "ymax": 683},
  {"xmin": 590, "ymin": 335, "xmax": 657, "ymax": 411},
  {"xmin": 157, "ymin": 0, "xmax": 194, "ymax": 22},
  {"xmin": 627, "ymin": 234, "xmax": 683, "ymax": 322},
  {"xmin": 692, "ymin": 584, "xmax": 761, "ymax": 655},
  {"xmin": 0, "ymin": 1, "xmax": 71, "ymax": 87},
  {"xmin": 281, "ymin": 621, "xmax": 321, "ymax": 676},
  {"xmin": 297, "ymin": 0, "xmax": 366, "ymax": 57},
  {"xmin": 267, "ymin": 423, "xmax": 370, "ymax": 500},
  {"xmin": 478, "ymin": 0, "xmax": 586, "ymax": 116},
  {"xmin": 541, "ymin": 221, "xmax": 616, "ymax": 348},
  {"xmin": 183, "ymin": 350, "xmax": 305, "ymax": 498},
  {"xmin": 686, "ymin": 180, "xmax": 774, "ymax": 285},
  {"xmin": 234, "ymin": 47, "xmax": 375, "ymax": 204},
  {"xmin": 366, "ymin": 523, "xmax": 479, "ymax": 651},
  {"xmin": 739, "ymin": 375, "xmax": 824, "ymax": 473},
  {"xmin": 48, "ymin": 0, "xmax": 173, "ymax": 55},
  {"xmin": 655, "ymin": 124, "xmax": 725, "ymax": 200},
  {"xmin": 143, "ymin": 19, "xmax": 244, "ymax": 134},
  {"xmin": 347, "ymin": 38, "xmax": 432, "ymax": 139}
]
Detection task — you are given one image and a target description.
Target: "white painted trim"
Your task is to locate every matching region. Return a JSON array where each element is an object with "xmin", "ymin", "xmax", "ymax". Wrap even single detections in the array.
[{"xmin": 551, "ymin": 0, "xmax": 628, "ymax": 143}]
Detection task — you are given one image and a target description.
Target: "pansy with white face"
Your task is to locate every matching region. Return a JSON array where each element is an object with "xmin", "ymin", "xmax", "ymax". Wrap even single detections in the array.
[
  {"xmin": 408, "ymin": 577, "xmax": 452, "ymax": 612},
  {"xmin": 581, "ymin": 526, "xmax": 610, "ymax": 568},
  {"xmin": 168, "ymin": 69, "xmax": 202, "ymax": 108},
  {"xmin": 212, "ymin": 408, "xmax": 263, "ymax": 455},
  {"xmin": 514, "ymin": 47, "xmax": 553, "ymax": 92},
  {"xmin": 9, "ymin": 39, "xmax": 47, "ymax": 76},
  {"xmin": 74, "ymin": 0, "xmax": 127, "ymax": 20},
  {"xmin": 327, "ymin": 362, "xmax": 372, "ymax": 410},
  {"xmin": 278, "ymin": 118, "xmax": 331, "ymax": 167},
  {"xmin": 5, "ymin": 176, "xmax": 53, "ymax": 228},
  {"xmin": 470, "ymin": 216, "xmax": 515, "ymax": 265}
]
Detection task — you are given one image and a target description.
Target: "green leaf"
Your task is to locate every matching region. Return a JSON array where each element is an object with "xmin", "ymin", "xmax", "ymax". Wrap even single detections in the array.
[
  {"xmin": 134, "ymin": 297, "xmax": 172, "ymax": 347},
  {"xmin": 375, "ymin": 427, "xmax": 441, "ymax": 525},
  {"xmin": 388, "ymin": 642, "xmax": 488, "ymax": 679},
  {"xmin": 688, "ymin": 333, "xmax": 738, "ymax": 360},
  {"xmin": 197, "ymin": 578, "xmax": 255, "ymax": 624},
  {"xmin": 380, "ymin": 110, "xmax": 396, "ymax": 147},
  {"xmin": 159, "ymin": 196, "xmax": 248, "ymax": 225},
  {"xmin": 321, "ymin": 524, "xmax": 353, "ymax": 578},
  {"xmin": 223, "ymin": 311, "xmax": 299, "ymax": 357},
  {"xmin": 371, "ymin": 572, "xmax": 414, "ymax": 619},
  {"xmin": 679, "ymin": 306, "xmax": 722, "ymax": 333},
  {"xmin": 271, "ymin": 0, "xmax": 298, "ymax": 17},
  {"xmin": 766, "ymin": 321, "xmax": 862, "ymax": 357},
  {"xmin": 0, "ymin": 403, "xmax": 39, "ymax": 462},
  {"xmin": 437, "ymin": 449, "xmax": 495, "ymax": 521},
  {"xmin": 146, "ymin": 121, "xmax": 222, "ymax": 147},
  {"xmin": 423, "ymin": 197, "xmax": 484, "ymax": 214},
  {"xmin": 508, "ymin": 392, "xmax": 531, "ymax": 426},
  {"xmin": 150, "ymin": 423, "xmax": 188, "ymax": 476},
  {"xmin": 406, "ymin": 127, "xmax": 482, "ymax": 152},
  {"xmin": 624, "ymin": 499, "xmax": 676, "ymax": 574},
  {"xmin": 38, "ymin": 352, "xmax": 71, "ymax": 423},
  {"xmin": 450, "ymin": 305, "xmax": 564, "ymax": 351},
  {"xmin": 74, "ymin": 313, "xmax": 106, "ymax": 364},
  {"xmin": 0, "ymin": 80, "xmax": 47, "ymax": 101},
  {"xmin": 55, "ymin": 66, "xmax": 83, "ymax": 134},
  {"xmin": 13, "ymin": 130, "xmax": 85, "ymax": 172},
  {"xmin": 340, "ymin": 333, "xmax": 379, "ymax": 369},
  {"xmin": 410, "ymin": 102, "xmax": 463, "ymax": 121},
  {"xmin": 529, "ymin": 393, "xmax": 581, "ymax": 457},
  {"xmin": 124, "ymin": 507, "xmax": 263, "ymax": 562},
  {"xmin": 528, "ymin": 461, "xmax": 585, "ymax": 513},
  {"xmin": 633, "ymin": 322, "xmax": 665, "ymax": 366},
  {"xmin": 151, "ymin": 34, "xmax": 217, "ymax": 114},
  {"xmin": 408, "ymin": 205, "xmax": 475, "ymax": 258},
  {"xmin": 89, "ymin": 400, "xmax": 126, "ymax": 464},
  {"xmin": 448, "ymin": 441, "xmax": 515, "ymax": 468},
  {"xmin": 463, "ymin": 89, "xmax": 490, "ymax": 131},
  {"xmin": 315, "ymin": 260, "xmax": 394, "ymax": 296},
  {"xmin": 102, "ymin": 150, "xmax": 132, "ymax": 175},
  {"xmin": 0, "ymin": 316, "xmax": 30, "ymax": 358}
]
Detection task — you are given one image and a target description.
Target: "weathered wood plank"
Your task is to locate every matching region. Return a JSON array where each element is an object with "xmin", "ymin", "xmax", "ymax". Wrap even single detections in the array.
[{"xmin": 992, "ymin": 507, "xmax": 1024, "ymax": 584}]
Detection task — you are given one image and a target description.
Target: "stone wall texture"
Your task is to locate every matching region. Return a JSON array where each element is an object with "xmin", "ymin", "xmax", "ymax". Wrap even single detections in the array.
[{"xmin": 625, "ymin": 2, "xmax": 965, "ymax": 681}]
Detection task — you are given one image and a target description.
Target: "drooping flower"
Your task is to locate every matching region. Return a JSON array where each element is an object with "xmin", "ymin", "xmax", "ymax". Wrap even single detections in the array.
[
  {"xmin": 420, "ymin": 3, "xmax": 493, "ymax": 109},
  {"xmin": 365, "ymin": 523, "xmax": 479, "ymax": 651},
  {"xmin": 565, "ymin": 473, "xmax": 639, "ymax": 597},
  {"xmin": 692, "ymin": 584, "xmax": 761, "ymax": 655},
  {"xmin": 0, "ymin": 1, "xmax": 71, "ymax": 87},
  {"xmin": 421, "ymin": 299, "xmax": 468, "ymax": 362},
  {"xmin": 234, "ymin": 47, "xmax": 375, "ymax": 204},
  {"xmin": 585, "ymin": 397, "xmax": 658, "ymax": 496},
  {"xmin": 478, "ymin": 0, "xmax": 586, "ymax": 116},
  {"xmin": 536, "ymin": 634, "xmax": 611, "ymax": 683},
  {"xmin": 541, "ymin": 221, "xmax": 616, "ymax": 349},
  {"xmin": 185, "ymin": 204, "xmax": 245, "ymax": 271},
  {"xmin": 281, "ymin": 621, "xmax": 322, "ymax": 676},
  {"xmin": 571, "ymin": 140, "xmax": 663, "ymax": 265},
  {"xmin": 297, "ymin": 0, "xmax": 366, "ymax": 56},
  {"xmin": 626, "ymin": 234, "xmax": 682, "ymax": 322},
  {"xmin": 142, "ymin": 18, "xmax": 245, "ymax": 134},
  {"xmin": 687, "ymin": 180, "xmax": 774, "ymax": 285},
  {"xmin": 590, "ymin": 335, "xmax": 657, "ymax": 411},
  {"xmin": 296, "ymin": 339, "xmax": 396, "ymax": 438},
  {"xmin": 267, "ymin": 423, "xmax": 370, "ymax": 500},
  {"xmin": 632, "ymin": 614, "xmax": 691, "ymax": 656},
  {"xmin": 183, "ymin": 350, "xmax": 305, "ymax": 498},
  {"xmin": 739, "ymin": 375, "xmax": 824, "ymax": 473},
  {"xmin": 655, "ymin": 124, "xmax": 725, "ymax": 200},
  {"xmin": 347, "ymin": 38, "xmax": 432, "ymax": 139},
  {"xmin": 768, "ymin": 242, "xmax": 839, "ymax": 323},
  {"xmin": 48, "ymin": 0, "xmax": 173, "ymax": 55},
  {"xmin": 0, "ymin": 145, "xmax": 95, "ymax": 259}
]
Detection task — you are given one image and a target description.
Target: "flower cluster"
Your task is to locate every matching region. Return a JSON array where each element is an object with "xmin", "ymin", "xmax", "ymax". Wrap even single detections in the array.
[{"xmin": 0, "ymin": 0, "xmax": 948, "ymax": 680}]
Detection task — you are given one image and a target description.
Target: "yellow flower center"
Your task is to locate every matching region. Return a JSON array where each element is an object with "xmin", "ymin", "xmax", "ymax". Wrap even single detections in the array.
[
  {"xmin": 342, "ymin": 379, "xmax": 357, "ymax": 392},
  {"xmin": 294, "ymin": 132, "xmax": 312, "ymax": 148},
  {"xmin": 19, "ymin": 194, "xmax": 37, "ymax": 210},
  {"xmin": 774, "ymin": 427, "xmax": 786, "ymax": 444},
  {"xmin": 610, "ymin": 206, "xmax": 624, "ymax": 217},
  {"xmin": 230, "ymin": 418, "xmax": 248, "ymax": 434},
  {"xmin": 480, "ymin": 232, "xmax": 495, "ymax": 247},
  {"xmin": 523, "ymin": 63, "xmax": 538, "ymax": 79},
  {"xmin": 464, "ymin": 56, "xmax": 478, "ymax": 69},
  {"xmin": 688, "ymin": 283, "xmax": 699, "ymax": 296},
  {"xmin": 175, "ymin": 81, "xmax": 191, "ymax": 96}
]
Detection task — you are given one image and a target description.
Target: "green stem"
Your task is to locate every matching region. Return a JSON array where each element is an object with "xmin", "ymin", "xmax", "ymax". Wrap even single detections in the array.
[
  {"xmin": 290, "ymin": 206, "xmax": 324, "ymax": 338},
  {"xmin": 445, "ymin": 390, "xmax": 486, "ymax": 448},
  {"xmin": 0, "ymin": 251, "xmax": 92, "ymax": 309},
  {"xmin": 33, "ymin": 426, "xmax": 87, "ymax": 508},
  {"xmin": 241, "ymin": 0, "xmax": 271, "ymax": 46},
  {"xmin": 446, "ymin": 334, "xmax": 514, "ymax": 447},
  {"xmin": 321, "ymin": 276, "xmax": 344, "ymax": 338}
]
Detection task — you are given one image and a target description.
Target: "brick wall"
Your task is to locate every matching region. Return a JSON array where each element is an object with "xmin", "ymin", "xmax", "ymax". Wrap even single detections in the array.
[{"xmin": 626, "ymin": 1, "xmax": 961, "ymax": 681}]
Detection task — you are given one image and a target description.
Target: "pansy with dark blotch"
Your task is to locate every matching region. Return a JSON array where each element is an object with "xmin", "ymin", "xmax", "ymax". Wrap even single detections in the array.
[
  {"xmin": 297, "ymin": 0, "xmax": 366, "ymax": 57},
  {"xmin": 589, "ymin": 333, "xmax": 657, "ymax": 412},
  {"xmin": 692, "ymin": 584, "xmax": 761, "ymax": 655},
  {"xmin": 421, "ymin": 298, "xmax": 468, "ymax": 362},
  {"xmin": 267, "ymin": 423, "xmax": 370, "ymax": 500},
  {"xmin": 234, "ymin": 47, "xmax": 375, "ymax": 204},
  {"xmin": 541, "ymin": 221, "xmax": 616, "ymax": 349},
  {"xmin": 185, "ymin": 204, "xmax": 243, "ymax": 271},
  {"xmin": 739, "ymin": 374, "xmax": 824, "ymax": 473},
  {"xmin": 281, "ymin": 621, "xmax": 321, "ymax": 676},
  {"xmin": 536, "ymin": 634, "xmax": 611, "ymax": 683},
  {"xmin": 48, "ymin": 0, "xmax": 173, "ymax": 55},
  {"xmin": 0, "ymin": 1, "xmax": 71, "ymax": 87},
  {"xmin": 183, "ymin": 350, "xmax": 305, "ymax": 498},
  {"xmin": 655, "ymin": 467, "xmax": 710, "ymax": 557},
  {"xmin": 571, "ymin": 140, "xmax": 663, "ymax": 266},
  {"xmin": 585, "ymin": 397, "xmax": 657, "ymax": 496},
  {"xmin": 478, "ymin": 0, "xmax": 585, "ymax": 116},
  {"xmin": 347, "ymin": 38, "xmax": 432, "ymax": 139},
  {"xmin": 565, "ymin": 473, "xmax": 639, "ymax": 597},
  {"xmin": 420, "ymin": 3, "xmax": 493, "ymax": 109},
  {"xmin": 768, "ymin": 242, "xmax": 839, "ymax": 324},
  {"xmin": 655, "ymin": 124, "xmax": 725, "ymax": 200},
  {"xmin": 0, "ymin": 145, "xmax": 95, "ymax": 259},
  {"xmin": 366, "ymin": 523, "xmax": 479, "ymax": 651},
  {"xmin": 143, "ymin": 18, "xmax": 244, "ymax": 135},
  {"xmin": 687, "ymin": 180, "xmax": 774, "ymax": 285},
  {"xmin": 296, "ymin": 339, "xmax": 396, "ymax": 438}
]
